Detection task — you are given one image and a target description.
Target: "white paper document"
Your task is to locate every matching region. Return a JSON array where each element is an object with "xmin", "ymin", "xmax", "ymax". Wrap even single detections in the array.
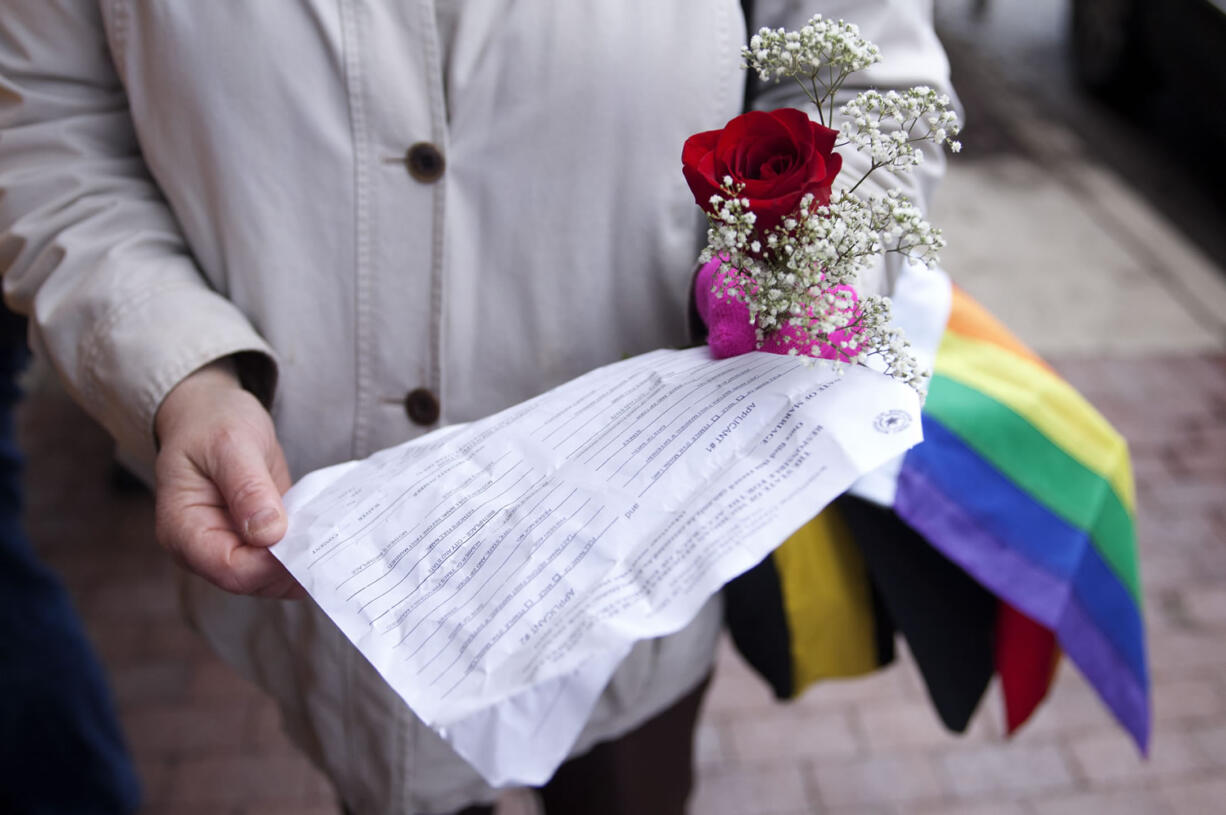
[{"xmin": 273, "ymin": 347, "xmax": 921, "ymax": 785}]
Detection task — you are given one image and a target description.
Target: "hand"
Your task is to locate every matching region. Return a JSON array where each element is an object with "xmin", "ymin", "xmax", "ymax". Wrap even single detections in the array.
[{"xmin": 153, "ymin": 359, "xmax": 304, "ymax": 598}]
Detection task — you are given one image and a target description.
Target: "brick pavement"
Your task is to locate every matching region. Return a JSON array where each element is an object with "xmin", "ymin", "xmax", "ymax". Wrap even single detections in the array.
[{"xmin": 16, "ymin": 347, "xmax": 1226, "ymax": 814}]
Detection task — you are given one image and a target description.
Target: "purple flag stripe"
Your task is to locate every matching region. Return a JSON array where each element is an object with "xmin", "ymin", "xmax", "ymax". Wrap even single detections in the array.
[{"xmin": 895, "ymin": 466, "xmax": 1150, "ymax": 751}]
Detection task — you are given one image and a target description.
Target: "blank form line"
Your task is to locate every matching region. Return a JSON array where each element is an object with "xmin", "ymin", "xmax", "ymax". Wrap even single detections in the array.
[
  {"xmin": 309, "ymin": 450, "xmax": 513, "ymax": 569},
  {"xmin": 435, "ymin": 513, "xmax": 620, "ymax": 702},
  {"xmin": 352, "ymin": 464, "xmax": 533, "ymax": 612},
  {"xmin": 390, "ymin": 481, "xmax": 572, "ymax": 650},
  {"xmin": 413, "ymin": 497, "xmax": 598, "ymax": 675}
]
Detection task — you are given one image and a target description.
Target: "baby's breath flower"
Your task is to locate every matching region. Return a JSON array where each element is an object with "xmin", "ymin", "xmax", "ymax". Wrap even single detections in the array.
[
  {"xmin": 838, "ymin": 87, "xmax": 962, "ymax": 179},
  {"xmin": 868, "ymin": 191, "xmax": 946, "ymax": 267},
  {"xmin": 743, "ymin": 16, "xmax": 880, "ymax": 86},
  {"xmin": 742, "ymin": 15, "xmax": 881, "ymax": 125}
]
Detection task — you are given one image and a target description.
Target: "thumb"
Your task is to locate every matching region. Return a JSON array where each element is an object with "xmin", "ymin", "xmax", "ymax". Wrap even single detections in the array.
[{"xmin": 209, "ymin": 438, "xmax": 288, "ymax": 548}]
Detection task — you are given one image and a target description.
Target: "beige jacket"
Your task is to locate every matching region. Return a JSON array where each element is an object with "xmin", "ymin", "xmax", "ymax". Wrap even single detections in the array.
[{"xmin": 0, "ymin": 1, "xmax": 951, "ymax": 811}]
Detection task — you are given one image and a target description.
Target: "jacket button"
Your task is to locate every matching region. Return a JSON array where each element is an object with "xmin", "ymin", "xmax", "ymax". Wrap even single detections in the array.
[
  {"xmin": 405, "ymin": 142, "xmax": 445, "ymax": 183},
  {"xmin": 404, "ymin": 388, "xmax": 440, "ymax": 425}
]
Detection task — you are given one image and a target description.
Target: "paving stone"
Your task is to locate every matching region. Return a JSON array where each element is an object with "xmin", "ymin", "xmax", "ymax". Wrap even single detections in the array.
[
  {"xmin": 810, "ymin": 754, "xmax": 944, "ymax": 808},
  {"xmin": 1028, "ymin": 788, "xmax": 1175, "ymax": 815},
  {"xmin": 85, "ymin": 576, "xmax": 182, "ymax": 621},
  {"xmin": 186, "ymin": 658, "xmax": 267, "ymax": 703},
  {"xmin": 1193, "ymin": 546, "xmax": 1226, "ymax": 585},
  {"xmin": 164, "ymin": 754, "xmax": 334, "ymax": 807},
  {"xmin": 690, "ymin": 763, "xmax": 813, "ymax": 815},
  {"xmin": 907, "ymin": 800, "xmax": 1029, "ymax": 815},
  {"xmin": 237, "ymin": 806, "xmax": 341, "ymax": 815},
  {"xmin": 1181, "ymin": 585, "xmax": 1226, "ymax": 628},
  {"xmin": 1152, "ymin": 678, "xmax": 1226, "ymax": 725},
  {"xmin": 727, "ymin": 706, "xmax": 861, "ymax": 763},
  {"xmin": 128, "ymin": 751, "xmax": 173, "ymax": 807},
  {"xmin": 108, "ymin": 659, "xmax": 194, "ymax": 707},
  {"xmin": 1171, "ymin": 442, "xmax": 1226, "ymax": 481},
  {"xmin": 856, "ymin": 698, "xmax": 995, "ymax": 752},
  {"xmin": 1068, "ymin": 728, "xmax": 1212, "ymax": 786},
  {"xmin": 122, "ymin": 702, "xmax": 250, "ymax": 757},
  {"xmin": 243, "ymin": 698, "xmax": 295, "ymax": 750},
  {"xmin": 141, "ymin": 619, "xmax": 216, "ymax": 661},
  {"xmin": 495, "ymin": 788, "xmax": 544, "ymax": 815},
  {"xmin": 1158, "ymin": 777, "xmax": 1226, "ymax": 815},
  {"xmin": 1143, "ymin": 482, "xmax": 1226, "ymax": 517},
  {"xmin": 1140, "ymin": 550, "xmax": 1206, "ymax": 593},
  {"xmin": 790, "ymin": 665, "xmax": 913, "ymax": 711},
  {"xmin": 1187, "ymin": 723, "xmax": 1226, "ymax": 767},
  {"xmin": 1136, "ymin": 512, "xmax": 1216, "ymax": 557},
  {"xmin": 939, "ymin": 744, "xmax": 1076, "ymax": 798},
  {"xmin": 823, "ymin": 806, "xmax": 896, "ymax": 815},
  {"xmin": 141, "ymin": 806, "xmax": 243, "ymax": 815},
  {"xmin": 1147, "ymin": 631, "xmax": 1226, "ymax": 680},
  {"xmin": 82, "ymin": 618, "xmax": 148, "ymax": 663}
]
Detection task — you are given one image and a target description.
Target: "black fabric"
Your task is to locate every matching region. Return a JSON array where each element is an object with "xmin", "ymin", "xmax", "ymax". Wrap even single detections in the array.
[
  {"xmin": 869, "ymin": 577, "xmax": 898, "ymax": 667},
  {"xmin": 723, "ymin": 553, "xmax": 794, "ymax": 699},
  {"xmin": 839, "ymin": 496, "xmax": 996, "ymax": 732},
  {"xmin": 741, "ymin": 0, "xmax": 759, "ymax": 112}
]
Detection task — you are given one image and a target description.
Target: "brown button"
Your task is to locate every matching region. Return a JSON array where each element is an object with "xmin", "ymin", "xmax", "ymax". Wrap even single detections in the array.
[
  {"xmin": 404, "ymin": 387, "xmax": 440, "ymax": 425},
  {"xmin": 405, "ymin": 142, "xmax": 445, "ymax": 183}
]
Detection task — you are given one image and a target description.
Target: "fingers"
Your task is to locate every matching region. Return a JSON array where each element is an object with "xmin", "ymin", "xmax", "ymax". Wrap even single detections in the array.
[
  {"xmin": 155, "ymin": 497, "xmax": 303, "ymax": 598},
  {"xmin": 205, "ymin": 427, "xmax": 289, "ymax": 548},
  {"xmin": 153, "ymin": 363, "xmax": 303, "ymax": 598}
]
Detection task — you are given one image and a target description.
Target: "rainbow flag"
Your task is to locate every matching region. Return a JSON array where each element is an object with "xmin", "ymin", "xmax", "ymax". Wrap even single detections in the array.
[
  {"xmin": 894, "ymin": 287, "xmax": 1149, "ymax": 751},
  {"xmin": 723, "ymin": 283, "xmax": 1148, "ymax": 752}
]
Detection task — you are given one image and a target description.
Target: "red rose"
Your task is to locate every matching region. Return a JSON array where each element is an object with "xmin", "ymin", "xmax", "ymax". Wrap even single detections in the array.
[{"xmin": 682, "ymin": 108, "xmax": 842, "ymax": 232}]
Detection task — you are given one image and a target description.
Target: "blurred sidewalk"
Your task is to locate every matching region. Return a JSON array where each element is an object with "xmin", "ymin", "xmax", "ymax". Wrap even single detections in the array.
[{"xmin": 17, "ymin": 27, "xmax": 1226, "ymax": 815}]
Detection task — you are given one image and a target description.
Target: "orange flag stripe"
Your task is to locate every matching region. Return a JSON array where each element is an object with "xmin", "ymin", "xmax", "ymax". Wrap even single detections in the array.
[{"xmin": 945, "ymin": 287, "xmax": 1050, "ymax": 370}]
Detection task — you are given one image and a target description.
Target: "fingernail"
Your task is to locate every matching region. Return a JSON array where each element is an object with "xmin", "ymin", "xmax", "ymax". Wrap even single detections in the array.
[{"xmin": 245, "ymin": 508, "xmax": 280, "ymax": 537}]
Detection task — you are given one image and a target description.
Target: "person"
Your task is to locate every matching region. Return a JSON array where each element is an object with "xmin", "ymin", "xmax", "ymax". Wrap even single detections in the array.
[
  {"xmin": 0, "ymin": 306, "xmax": 142, "ymax": 815},
  {"xmin": 0, "ymin": 2, "xmax": 953, "ymax": 812}
]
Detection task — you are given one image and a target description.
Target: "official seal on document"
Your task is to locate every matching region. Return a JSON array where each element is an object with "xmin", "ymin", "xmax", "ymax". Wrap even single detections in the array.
[{"xmin": 873, "ymin": 409, "xmax": 912, "ymax": 434}]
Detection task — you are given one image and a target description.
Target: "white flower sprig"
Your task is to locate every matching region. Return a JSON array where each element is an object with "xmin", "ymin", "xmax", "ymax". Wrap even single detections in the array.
[
  {"xmin": 743, "ymin": 17, "xmax": 881, "ymax": 127},
  {"xmin": 698, "ymin": 14, "xmax": 963, "ymax": 392},
  {"xmin": 840, "ymin": 87, "xmax": 962, "ymax": 190}
]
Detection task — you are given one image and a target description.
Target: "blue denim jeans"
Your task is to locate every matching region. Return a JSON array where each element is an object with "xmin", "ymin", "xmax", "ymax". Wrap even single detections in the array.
[{"xmin": 0, "ymin": 309, "xmax": 141, "ymax": 814}]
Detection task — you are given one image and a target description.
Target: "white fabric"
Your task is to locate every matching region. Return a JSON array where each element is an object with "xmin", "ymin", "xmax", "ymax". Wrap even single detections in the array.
[
  {"xmin": 0, "ymin": 2, "xmax": 952, "ymax": 812},
  {"xmin": 848, "ymin": 259, "xmax": 953, "ymax": 506}
]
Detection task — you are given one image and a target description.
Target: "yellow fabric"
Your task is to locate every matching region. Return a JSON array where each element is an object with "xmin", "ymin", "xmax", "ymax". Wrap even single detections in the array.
[
  {"xmin": 775, "ymin": 506, "xmax": 880, "ymax": 691},
  {"xmin": 935, "ymin": 332, "xmax": 1136, "ymax": 513}
]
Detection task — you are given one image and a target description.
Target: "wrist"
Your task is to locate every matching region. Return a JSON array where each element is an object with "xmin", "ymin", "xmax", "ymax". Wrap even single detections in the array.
[{"xmin": 154, "ymin": 357, "xmax": 244, "ymax": 447}]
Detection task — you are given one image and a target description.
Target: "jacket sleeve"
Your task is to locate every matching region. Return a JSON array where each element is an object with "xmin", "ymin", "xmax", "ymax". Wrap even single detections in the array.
[
  {"xmin": 747, "ymin": 0, "xmax": 957, "ymax": 292},
  {"xmin": 0, "ymin": 1, "xmax": 277, "ymax": 462}
]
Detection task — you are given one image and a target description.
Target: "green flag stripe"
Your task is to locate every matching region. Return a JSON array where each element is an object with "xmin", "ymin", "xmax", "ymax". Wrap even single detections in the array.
[{"xmin": 926, "ymin": 375, "xmax": 1140, "ymax": 602}]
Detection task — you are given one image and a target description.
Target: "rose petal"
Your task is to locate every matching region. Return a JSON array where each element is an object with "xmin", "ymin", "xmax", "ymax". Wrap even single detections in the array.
[
  {"xmin": 808, "ymin": 119, "xmax": 841, "ymax": 157},
  {"xmin": 681, "ymin": 129, "xmax": 720, "ymax": 167},
  {"xmin": 774, "ymin": 108, "xmax": 818, "ymax": 150}
]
